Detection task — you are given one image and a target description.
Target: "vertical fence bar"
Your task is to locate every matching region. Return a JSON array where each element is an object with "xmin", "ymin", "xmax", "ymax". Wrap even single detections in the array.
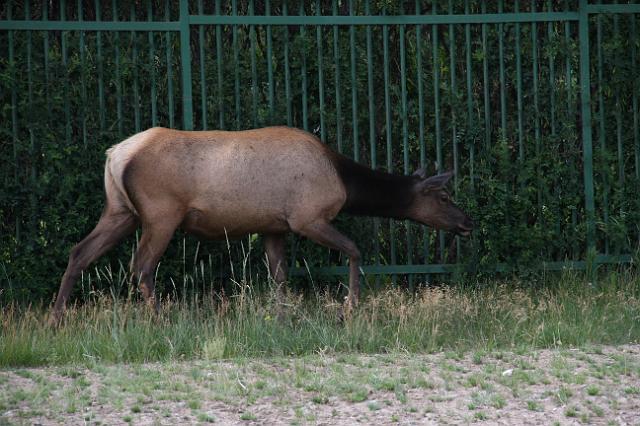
[
  {"xmin": 465, "ymin": 0, "xmax": 474, "ymax": 191},
  {"xmin": 250, "ymin": 0, "xmax": 258, "ymax": 128},
  {"xmin": 148, "ymin": 0, "xmax": 157, "ymax": 127},
  {"xmin": 300, "ymin": 0, "xmax": 308, "ymax": 131},
  {"xmin": 547, "ymin": 0, "xmax": 557, "ymax": 137},
  {"xmin": 415, "ymin": 1, "xmax": 425, "ymax": 169},
  {"xmin": 531, "ymin": 0, "xmax": 540, "ymax": 145},
  {"xmin": 596, "ymin": 4, "xmax": 609, "ymax": 254},
  {"xmin": 400, "ymin": 7, "xmax": 409, "ymax": 176},
  {"xmin": 165, "ymin": 0, "xmax": 175, "ymax": 128},
  {"xmin": 399, "ymin": 2, "xmax": 412, "ymax": 286},
  {"xmin": 215, "ymin": 0, "xmax": 224, "ymax": 128},
  {"xmin": 96, "ymin": 0, "xmax": 106, "ymax": 131},
  {"xmin": 633, "ymin": 14, "xmax": 640, "ymax": 247},
  {"xmin": 416, "ymin": 0, "xmax": 429, "ymax": 273},
  {"xmin": 532, "ymin": 0, "xmax": 541, "ymax": 213},
  {"xmin": 349, "ymin": 0, "xmax": 358, "ymax": 161},
  {"xmin": 498, "ymin": 0, "xmax": 507, "ymax": 135},
  {"xmin": 548, "ymin": 0, "xmax": 561, "ymax": 243},
  {"xmin": 365, "ymin": 0, "xmax": 374, "ymax": 166},
  {"xmin": 613, "ymin": 4, "xmax": 624, "ymax": 253},
  {"xmin": 432, "ymin": 8, "xmax": 441, "ymax": 164},
  {"xmin": 131, "ymin": 3, "xmax": 141, "ymax": 133},
  {"xmin": 23, "ymin": 5, "xmax": 30, "ymax": 126},
  {"xmin": 78, "ymin": 0, "xmax": 87, "ymax": 145},
  {"xmin": 515, "ymin": 0, "xmax": 524, "ymax": 161},
  {"xmin": 578, "ymin": 0, "xmax": 596, "ymax": 255},
  {"xmin": 43, "ymin": 1, "xmax": 51, "ymax": 119},
  {"xmin": 8, "ymin": 0, "xmax": 19, "ymax": 240},
  {"xmin": 564, "ymin": 0, "xmax": 575, "ymax": 117},
  {"xmin": 565, "ymin": 0, "xmax": 578, "ymax": 257},
  {"xmin": 232, "ymin": 0, "xmax": 240, "ymax": 128},
  {"xmin": 449, "ymin": 0, "xmax": 458, "ymax": 188},
  {"xmin": 198, "ymin": 0, "xmax": 207, "ymax": 129},
  {"xmin": 283, "ymin": 2, "xmax": 292, "ymax": 127},
  {"xmin": 62, "ymin": 0, "xmax": 71, "ymax": 143},
  {"xmin": 633, "ymin": 15, "xmax": 639, "ymax": 182},
  {"xmin": 613, "ymin": 9, "xmax": 623, "ymax": 188},
  {"xmin": 365, "ymin": 0, "xmax": 379, "ymax": 282},
  {"xmin": 333, "ymin": 0, "xmax": 342, "ymax": 152},
  {"xmin": 26, "ymin": 0, "xmax": 36, "ymax": 232},
  {"xmin": 432, "ymin": 2, "xmax": 444, "ymax": 260},
  {"xmin": 383, "ymin": 7, "xmax": 396, "ymax": 283},
  {"xmin": 481, "ymin": 2, "xmax": 490, "ymax": 148},
  {"xmin": 113, "ymin": 0, "xmax": 123, "ymax": 136},
  {"xmin": 179, "ymin": 0, "xmax": 193, "ymax": 130},
  {"xmin": 266, "ymin": 0, "xmax": 275, "ymax": 123},
  {"xmin": 316, "ymin": 1, "xmax": 325, "ymax": 142},
  {"xmin": 448, "ymin": 0, "xmax": 460, "ymax": 262}
]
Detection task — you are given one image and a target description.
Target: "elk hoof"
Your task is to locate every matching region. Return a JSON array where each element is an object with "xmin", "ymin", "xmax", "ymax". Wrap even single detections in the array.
[
  {"xmin": 338, "ymin": 297, "xmax": 358, "ymax": 323},
  {"xmin": 47, "ymin": 311, "xmax": 64, "ymax": 328},
  {"xmin": 275, "ymin": 306, "xmax": 287, "ymax": 323},
  {"xmin": 143, "ymin": 299, "xmax": 161, "ymax": 321}
]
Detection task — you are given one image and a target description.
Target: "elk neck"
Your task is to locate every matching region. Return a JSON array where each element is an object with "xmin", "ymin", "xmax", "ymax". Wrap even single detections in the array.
[{"xmin": 329, "ymin": 152, "xmax": 416, "ymax": 219}]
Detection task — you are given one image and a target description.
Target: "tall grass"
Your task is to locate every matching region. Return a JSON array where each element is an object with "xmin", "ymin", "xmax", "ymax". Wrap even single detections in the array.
[{"xmin": 1, "ymin": 267, "xmax": 639, "ymax": 368}]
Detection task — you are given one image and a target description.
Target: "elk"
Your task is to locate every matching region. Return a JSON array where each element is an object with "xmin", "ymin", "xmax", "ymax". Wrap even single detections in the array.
[{"xmin": 51, "ymin": 126, "xmax": 473, "ymax": 321}]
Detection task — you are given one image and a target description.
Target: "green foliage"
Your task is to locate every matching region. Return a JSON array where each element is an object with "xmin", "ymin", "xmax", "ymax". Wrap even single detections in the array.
[{"xmin": 1, "ymin": 1, "xmax": 639, "ymax": 301}]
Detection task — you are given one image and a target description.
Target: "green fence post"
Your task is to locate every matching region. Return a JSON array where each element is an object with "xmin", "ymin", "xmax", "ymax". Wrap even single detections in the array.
[
  {"xmin": 215, "ymin": 0, "xmax": 224, "ymax": 129},
  {"xmin": 232, "ymin": 0, "xmax": 240, "ymax": 129},
  {"xmin": 148, "ymin": 0, "xmax": 158, "ymax": 127},
  {"xmin": 300, "ymin": 0, "xmax": 309, "ymax": 132},
  {"xmin": 250, "ymin": 0, "xmax": 258, "ymax": 128},
  {"xmin": 266, "ymin": 0, "xmax": 275, "ymax": 124},
  {"xmin": 332, "ymin": 0, "xmax": 342, "ymax": 152},
  {"xmin": 165, "ymin": 0, "xmax": 175, "ymax": 129},
  {"xmin": 198, "ymin": 0, "xmax": 207, "ymax": 130},
  {"xmin": 180, "ymin": 0, "xmax": 193, "ymax": 130},
  {"xmin": 578, "ymin": 0, "xmax": 596, "ymax": 266},
  {"xmin": 8, "ymin": 0, "xmax": 18, "ymax": 241}
]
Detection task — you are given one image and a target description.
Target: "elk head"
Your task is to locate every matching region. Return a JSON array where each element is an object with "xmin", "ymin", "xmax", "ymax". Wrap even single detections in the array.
[{"xmin": 407, "ymin": 169, "xmax": 474, "ymax": 237}]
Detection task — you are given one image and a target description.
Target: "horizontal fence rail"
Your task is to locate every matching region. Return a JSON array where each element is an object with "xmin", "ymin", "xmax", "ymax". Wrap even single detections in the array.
[{"xmin": 1, "ymin": 0, "xmax": 639, "ymax": 299}]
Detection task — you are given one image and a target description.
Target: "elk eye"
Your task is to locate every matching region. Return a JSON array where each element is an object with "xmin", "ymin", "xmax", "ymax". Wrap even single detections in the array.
[{"xmin": 440, "ymin": 195, "xmax": 448, "ymax": 203}]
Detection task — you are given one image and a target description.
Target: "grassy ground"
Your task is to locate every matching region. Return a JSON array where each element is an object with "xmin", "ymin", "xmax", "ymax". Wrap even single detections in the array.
[
  {"xmin": 1, "ymin": 346, "xmax": 639, "ymax": 424},
  {"xmin": 1, "ymin": 269, "xmax": 639, "ymax": 367},
  {"xmin": 1, "ymin": 269, "xmax": 640, "ymax": 424}
]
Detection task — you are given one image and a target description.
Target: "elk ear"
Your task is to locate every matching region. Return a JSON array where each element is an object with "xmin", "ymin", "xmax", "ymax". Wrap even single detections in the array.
[
  {"xmin": 412, "ymin": 167, "xmax": 428, "ymax": 180},
  {"xmin": 418, "ymin": 171, "xmax": 453, "ymax": 192}
]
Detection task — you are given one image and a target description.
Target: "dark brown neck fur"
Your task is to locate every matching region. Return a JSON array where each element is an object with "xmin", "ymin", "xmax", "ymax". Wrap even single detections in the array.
[{"xmin": 328, "ymin": 152, "xmax": 416, "ymax": 219}]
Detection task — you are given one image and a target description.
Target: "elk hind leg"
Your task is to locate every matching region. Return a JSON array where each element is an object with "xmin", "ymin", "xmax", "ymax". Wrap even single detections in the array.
[{"xmin": 52, "ymin": 209, "xmax": 138, "ymax": 322}]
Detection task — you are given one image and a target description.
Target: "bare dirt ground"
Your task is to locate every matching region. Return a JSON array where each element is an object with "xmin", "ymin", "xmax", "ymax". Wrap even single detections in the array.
[{"xmin": 1, "ymin": 345, "xmax": 639, "ymax": 425}]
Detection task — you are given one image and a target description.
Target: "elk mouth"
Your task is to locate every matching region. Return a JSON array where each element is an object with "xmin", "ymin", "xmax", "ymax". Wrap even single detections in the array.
[{"xmin": 456, "ymin": 224, "xmax": 473, "ymax": 237}]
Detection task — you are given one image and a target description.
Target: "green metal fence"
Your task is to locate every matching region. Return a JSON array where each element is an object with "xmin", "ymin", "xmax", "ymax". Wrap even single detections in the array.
[{"xmin": 1, "ymin": 0, "xmax": 639, "ymax": 289}]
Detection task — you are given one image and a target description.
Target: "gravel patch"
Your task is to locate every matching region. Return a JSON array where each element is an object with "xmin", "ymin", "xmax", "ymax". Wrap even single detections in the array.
[{"xmin": 1, "ymin": 345, "xmax": 639, "ymax": 425}]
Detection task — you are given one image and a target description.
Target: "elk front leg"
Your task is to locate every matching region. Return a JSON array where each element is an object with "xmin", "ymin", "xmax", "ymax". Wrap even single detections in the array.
[
  {"xmin": 131, "ymin": 216, "xmax": 181, "ymax": 309},
  {"xmin": 264, "ymin": 233, "xmax": 288, "ymax": 315},
  {"xmin": 295, "ymin": 221, "xmax": 361, "ymax": 311},
  {"xmin": 264, "ymin": 233, "xmax": 288, "ymax": 284}
]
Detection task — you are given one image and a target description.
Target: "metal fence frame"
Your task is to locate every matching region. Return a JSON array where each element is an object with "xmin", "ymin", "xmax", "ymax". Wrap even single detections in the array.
[{"xmin": 1, "ymin": 0, "xmax": 638, "ymax": 276}]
